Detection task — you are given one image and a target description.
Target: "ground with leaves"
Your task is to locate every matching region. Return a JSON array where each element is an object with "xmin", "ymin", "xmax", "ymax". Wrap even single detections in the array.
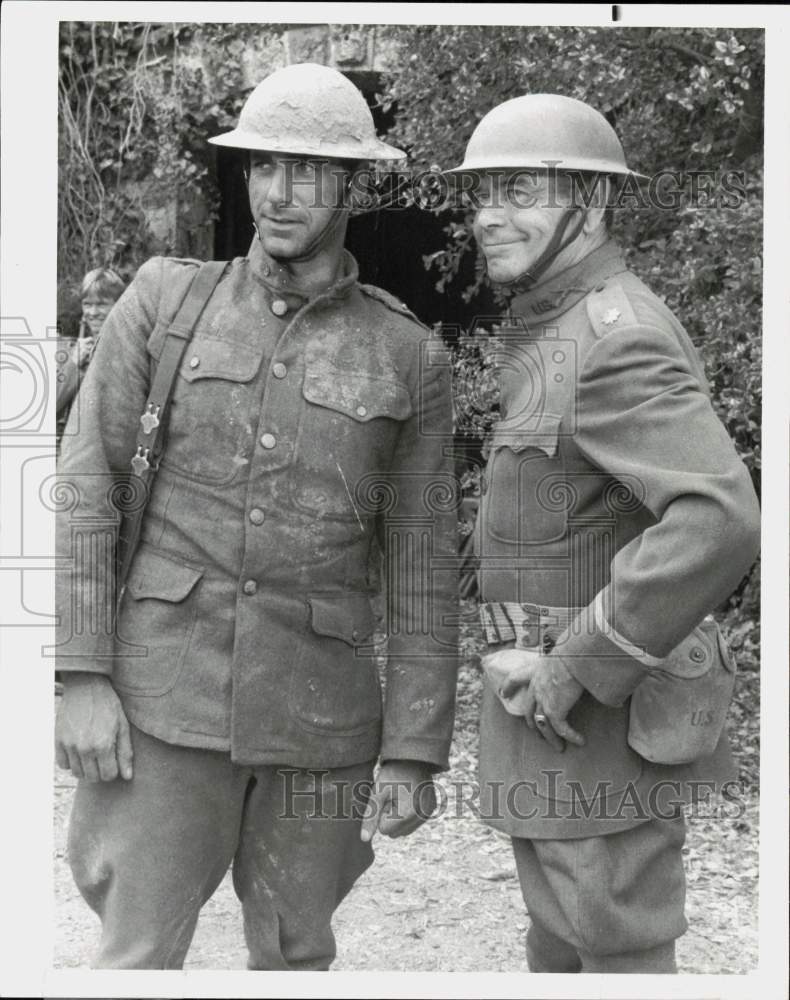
[{"xmin": 53, "ymin": 628, "xmax": 759, "ymax": 973}]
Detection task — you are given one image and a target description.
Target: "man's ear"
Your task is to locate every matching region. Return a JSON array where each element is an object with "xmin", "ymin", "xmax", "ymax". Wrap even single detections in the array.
[{"xmin": 582, "ymin": 176, "xmax": 611, "ymax": 235}]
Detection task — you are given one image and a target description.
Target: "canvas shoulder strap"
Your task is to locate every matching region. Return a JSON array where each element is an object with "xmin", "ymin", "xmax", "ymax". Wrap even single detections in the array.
[{"xmin": 116, "ymin": 259, "xmax": 227, "ymax": 601}]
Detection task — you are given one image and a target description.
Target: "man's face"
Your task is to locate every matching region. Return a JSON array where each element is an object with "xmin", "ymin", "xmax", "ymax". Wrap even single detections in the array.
[
  {"xmin": 81, "ymin": 295, "xmax": 116, "ymax": 338},
  {"xmin": 472, "ymin": 171, "xmax": 574, "ymax": 284},
  {"xmin": 248, "ymin": 152, "xmax": 349, "ymax": 259}
]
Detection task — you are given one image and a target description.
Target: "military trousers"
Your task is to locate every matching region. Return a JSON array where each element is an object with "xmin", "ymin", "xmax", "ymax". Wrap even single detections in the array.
[
  {"xmin": 512, "ymin": 815, "xmax": 688, "ymax": 973},
  {"xmin": 67, "ymin": 725, "xmax": 375, "ymax": 969}
]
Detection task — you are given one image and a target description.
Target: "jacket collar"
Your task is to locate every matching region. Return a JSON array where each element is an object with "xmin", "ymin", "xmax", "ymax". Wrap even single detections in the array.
[
  {"xmin": 246, "ymin": 235, "xmax": 358, "ymax": 306},
  {"xmin": 508, "ymin": 239, "xmax": 628, "ymax": 324}
]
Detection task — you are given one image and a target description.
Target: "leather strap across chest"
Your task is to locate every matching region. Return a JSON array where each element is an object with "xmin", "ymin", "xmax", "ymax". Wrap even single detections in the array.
[{"xmin": 116, "ymin": 260, "xmax": 228, "ymax": 603}]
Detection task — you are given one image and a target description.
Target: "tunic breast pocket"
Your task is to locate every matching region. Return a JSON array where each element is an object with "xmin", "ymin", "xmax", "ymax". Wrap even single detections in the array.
[
  {"xmin": 484, "ymin": 417, "xmax": 568, "ymax": 546},
  {"xmin": 159, "ymin": 337, "xmax": 263, "ymax": 485},
  {"xmin": 292, "ymin": 362, "xmax": 413, "ymax": 521}
]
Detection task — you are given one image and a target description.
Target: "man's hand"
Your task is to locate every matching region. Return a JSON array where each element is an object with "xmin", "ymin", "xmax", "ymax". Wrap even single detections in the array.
[
  {"xmin": 500, "ymin": 651, "xmax": 586, "ymax": 751},
  {"xmin": 360, "ymin": 760, "xmax": 436, "ymax": 843},
  {"xmin": 55, "ymin": 673, "xmax": 133, "ymax": 782}
]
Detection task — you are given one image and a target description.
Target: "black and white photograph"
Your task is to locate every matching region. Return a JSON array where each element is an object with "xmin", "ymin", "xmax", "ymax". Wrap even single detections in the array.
[{"xmin": 0, "ymin": 4, "xmax": 787, "ymax": 998}]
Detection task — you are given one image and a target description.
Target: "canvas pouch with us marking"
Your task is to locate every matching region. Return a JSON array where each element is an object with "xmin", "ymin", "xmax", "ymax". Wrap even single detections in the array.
[{"xmin": 627, "ymin": 616, "xmax": 737, "ymax": 764}]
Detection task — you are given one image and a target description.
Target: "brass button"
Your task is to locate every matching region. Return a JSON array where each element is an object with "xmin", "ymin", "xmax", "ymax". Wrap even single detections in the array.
[
  {"xmin": 260, "ymin": 433, "xmax": 276, "ymax": 450},
  {"xmin": 689, "ymin": 646, "xmax": 707, "ymax": 663},
  {"xmin": 249, "ymin": 508, "xmax": 265, "ymax": 525},
  {"xmin": 272, "ymin": 362, "xmax": 287, "ymax": 379},
  {"xmin": 243, "ymin": 579, "xmax": 258, "ymax": 596},
  {"xmin": 271, "ymin": 298, "xmax": 288, "ymax": 317},
  {"xmin": 351, "ymin": 628, "xmax": 360, "ymax": 641},
  {"xmin": 356, "ymin": 405, "xmax": 368, "ymax": 417},
  {"xmin": 189, "ymin": 356, "xmax": 200, "ymax": 369}
]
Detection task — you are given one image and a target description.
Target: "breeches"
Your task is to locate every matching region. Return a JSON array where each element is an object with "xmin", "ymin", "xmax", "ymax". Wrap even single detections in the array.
[
  {"xmin": 512, "ymin": 815, "xmax": 688, "ymax": 973},
  {"xmin": 67, "ymin": 725, "xmax": 375, "ymax": 969}
]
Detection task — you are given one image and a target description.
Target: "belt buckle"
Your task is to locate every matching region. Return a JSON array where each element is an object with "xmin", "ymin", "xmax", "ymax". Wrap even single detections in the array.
[{"xmin": 516, "ymin": 603, "xmax": 561, "ymax": 651}]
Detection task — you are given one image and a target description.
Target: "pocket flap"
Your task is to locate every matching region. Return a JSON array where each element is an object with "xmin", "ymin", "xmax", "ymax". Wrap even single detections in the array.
[
  {"xmin": 308, "ymin": 594, "xmax": 377, "ymax": 645},
  {"xmin": 179, "ymin": 338, "xmax": 262, "ymax": 383},
  {"xmin": 303, "ymin": 365, "xmax": 412, "ymax": 422},
  {"xmin": 127, "ymin": 547, "xmax": 204, "ymax": 602},
  {"xmin": 490, "ymin": 413, "xmax": 562, "ymax": 459}
]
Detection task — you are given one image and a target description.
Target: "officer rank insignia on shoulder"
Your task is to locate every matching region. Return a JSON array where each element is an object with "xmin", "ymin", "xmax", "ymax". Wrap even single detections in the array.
[{"xmin": 586, "ymin": 281, "xmax": 638, "ymax": 339}]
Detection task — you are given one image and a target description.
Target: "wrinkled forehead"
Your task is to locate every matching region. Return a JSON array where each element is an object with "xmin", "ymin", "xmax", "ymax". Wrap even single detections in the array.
[{"xmin": 473, "ymin": 168, "xmax": 572, "ymax": 195}]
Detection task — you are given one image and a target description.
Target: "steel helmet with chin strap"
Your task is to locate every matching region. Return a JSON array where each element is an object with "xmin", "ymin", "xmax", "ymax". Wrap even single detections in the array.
[
  {"xmin": 209, "ymin": 63, "xmax": 405, "ymax": 263},
  {"xmin": 446, "ymin": 94, "xmax": 647, "ymax": 288},
  {"xmin": 209, "ymin": 62, "xmax": 405, "ymax": 161},
  {"xmin": 447, "ymin": 93, "xmax": 646, "ymax": 179}
]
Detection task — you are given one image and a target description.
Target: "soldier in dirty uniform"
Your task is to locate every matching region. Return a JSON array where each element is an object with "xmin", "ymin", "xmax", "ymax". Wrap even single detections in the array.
[
  {"xmin": 55, "ymin": 63, "xmax": 458, "ymax": 970},
  {"xmin": 448, "ymin": 95, "xmax": 760, "ymax": 973}
]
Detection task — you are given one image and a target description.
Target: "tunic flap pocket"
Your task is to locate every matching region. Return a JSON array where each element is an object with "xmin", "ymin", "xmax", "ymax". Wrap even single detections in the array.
[
  {"xmin": 307, "ymin": 593, "xmax": 378, "ymax": 646},
  {"xmin": 126, "ymin": 547, "xmax": 204, "ymax": 602},
  {"xmin": 303, "ymin": 365, "xmax": 412, "ymax": 422},
  {"xmin": 179, "ymin": 338, "xmax": 262, "ymax": 383},
  {"xmin": 490, "ymin": 413, "xmax": 562, "ymax": 459}
]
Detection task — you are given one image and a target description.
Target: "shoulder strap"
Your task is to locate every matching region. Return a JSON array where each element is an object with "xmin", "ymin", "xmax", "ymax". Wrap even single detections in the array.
[
  {"xmin": 585, "ymin": 280, "xmax": 638, "ymax": 339},
  {"xmin": 116, "ymin": 260, "xmax": 227, "ymax": 601}
]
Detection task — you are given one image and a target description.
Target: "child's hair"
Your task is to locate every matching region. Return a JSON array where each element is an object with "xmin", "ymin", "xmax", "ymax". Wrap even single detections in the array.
[{"xmin": 80, "ymin": 267, "xmax": 126, "ymax": 302}]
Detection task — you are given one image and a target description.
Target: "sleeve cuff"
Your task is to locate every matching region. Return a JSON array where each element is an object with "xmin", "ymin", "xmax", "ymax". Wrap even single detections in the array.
[
  {"xmin": 379, "ymin": 737, "xmax": 451, "ymax": 773},
  {"xmin": 555, "ymin": 593, "xmax": 657, "ymax": 706}
]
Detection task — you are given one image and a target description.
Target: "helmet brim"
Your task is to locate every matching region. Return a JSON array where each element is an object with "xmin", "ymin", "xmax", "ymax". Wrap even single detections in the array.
[
  {"xmin": 444, "ymin": 158, "xmax": 650, "ymax": 182},
  {"xmin": 208, "ymin": 128, "xmax": 406, "ymax": 161}
]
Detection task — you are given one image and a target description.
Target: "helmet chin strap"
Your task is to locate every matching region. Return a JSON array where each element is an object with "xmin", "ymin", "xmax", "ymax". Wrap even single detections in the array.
[{"xmin": 501, "ymin": 207, "xmax": 588, "ymax": 292}]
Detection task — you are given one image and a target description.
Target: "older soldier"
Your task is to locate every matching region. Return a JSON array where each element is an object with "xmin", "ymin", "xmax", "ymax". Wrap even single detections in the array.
[
  {"xmin": 55, "ymin": 63, "xmax": 457, "ymax": 970},
  {"xmin": 449, "ymin": 95, "xmax": 760, "ymax": 973}
]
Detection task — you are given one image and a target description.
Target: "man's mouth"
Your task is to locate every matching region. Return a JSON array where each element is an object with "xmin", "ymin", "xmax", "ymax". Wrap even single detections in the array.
[
  {"xmin": 261, "ymin": 215, "xmax": 300, "ymax": 227},
  {"xmin": 482, "ymin": 240, "xmax": 521, "ymax": 250}
]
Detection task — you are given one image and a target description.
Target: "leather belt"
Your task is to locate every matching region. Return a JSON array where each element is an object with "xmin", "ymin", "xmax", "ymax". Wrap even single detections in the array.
[{"xmin": 479, "ymin": 601, "xmax": 583, "ymax": 649}]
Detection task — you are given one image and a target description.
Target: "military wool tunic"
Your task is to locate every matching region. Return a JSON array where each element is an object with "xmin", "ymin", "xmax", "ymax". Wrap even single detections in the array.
[
  {"xmin": 475, "ymin": 239, "xmax": 760, "ymax": 837},
  {"xmin": 56, "ymin": 239, "xmax": 458, "ymax": 770}
]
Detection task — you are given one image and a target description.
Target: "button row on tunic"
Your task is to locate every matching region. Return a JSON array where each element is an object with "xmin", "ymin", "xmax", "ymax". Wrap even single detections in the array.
[
  {"xmin": 249, "ymin": 507, "xmax": 265, "ymax": 525},
  {"xmin": 243, "ymin": 579, "xmax": 257, "ymax": 596}
]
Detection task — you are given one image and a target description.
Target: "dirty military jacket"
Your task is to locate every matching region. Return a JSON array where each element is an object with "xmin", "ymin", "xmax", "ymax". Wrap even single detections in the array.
[
  {"xmin": 56, "ymin": 239, "xmax": 458, "ymax": 770},
  {"xmin": 475, "ymin": 239, "xmax": 760, "ymax": 837}
]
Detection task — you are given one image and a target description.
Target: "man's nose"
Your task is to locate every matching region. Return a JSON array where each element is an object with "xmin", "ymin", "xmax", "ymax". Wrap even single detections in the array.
[
  {"xmin": 266, "ymin": 163, "xmax": 290, "ymax": 206},
  {"xmin": 475, "ymin": 206, "xmax": 504, "ymax": 229}
]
